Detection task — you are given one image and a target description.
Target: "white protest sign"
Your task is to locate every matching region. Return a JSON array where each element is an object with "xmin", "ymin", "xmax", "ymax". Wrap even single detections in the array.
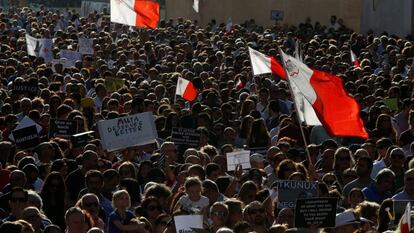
[
  {"xmin": 51, "ymin": 59, "xmax": 74, "ymax": 71},
  {"xmin": 78, "ymin": 38, "xmax": 94, "ymax": 55},
  {"xmin": 97, "ymin": 112, "xmax": 158, "ymax": 152},
  {"xmin": 174, "ymin": 215, "xmax": 203, "ymax": 233},
  {"xmin": 60, "ymin": 50, "xmax": 82, "ymax": 63},
  {"xmin": 226, "ymin": 150, "xmax": 251, "ymax": 171}
]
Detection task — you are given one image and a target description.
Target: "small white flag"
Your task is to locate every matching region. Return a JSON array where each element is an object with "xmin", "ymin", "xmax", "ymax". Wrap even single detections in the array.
[
  {"xmin": 226, "ymin": 18, "xmax": 232, "ymax": 32},
  {"xmin": 193, "ymin": 0, "xmax": 199, "ymax": 13}
]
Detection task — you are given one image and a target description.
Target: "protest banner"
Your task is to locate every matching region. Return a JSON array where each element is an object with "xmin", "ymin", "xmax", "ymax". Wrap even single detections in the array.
[
  {"xmin": 71, "ymin": 131, "xmax": 95, "ymax": 149},
  {"xmin": 51, "ymin": 59, "xmax": 74, "ymax": 71},
  {"xmin": 171, "ymin": 127, "xmax": 200, "ymax": 153},
  {"xmin": 12, "ymin": 125, "xmax": 39, "ymax": 149},
  {"xmin": 26, "ymin": 34, "xmax": 54, "ymax": 63},
  {"xmin": 294, "ymin": 198, "xmax": 337, "ymax": 228},
  {"xmin": 60, "ymin": 50, "xmax": 82, "ymax": 67},
  {"xmin": 276, "ymin": 180, "xmax": 318, "ymax": 208},
  {"xmin": 226, "ymin": 150, "xmax": 251, "ymax": 171},
  {"xmin": 97, "ymin": 112, "xmax": 158, "ymax": 151},
  {"xmin": 12, "ymin": 81, "xmax": 39, "ymax": 97},
  {"xmin": 78, "ymin": 38, "xmax": 94, "ymax": 55},
  {"xmin": 174, "ymin": 215, "xmax": 203, "ymax": 233},
  {"xmin": 105, "ymin": 77, "xmax": 125, "ymax": 92},
  {"xmin": 9, "ymin": 116, "xmax": 42, "ymax": 142},
  {"xmin": 393, "ymin": 200, "xmax": 414, "ymax": 225},
  {"xmin": 49, "ymin": 119, "xmax": 78, "ymax": 139},
  {"xmin": 60, "ymin": 50, "xmax": 82, "ymax": 61}
]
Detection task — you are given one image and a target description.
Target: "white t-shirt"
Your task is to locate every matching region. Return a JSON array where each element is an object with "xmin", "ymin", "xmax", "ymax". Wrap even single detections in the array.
[{"xmin": 178, "ymin": 194, "xmax": 209, "ymax": 213}]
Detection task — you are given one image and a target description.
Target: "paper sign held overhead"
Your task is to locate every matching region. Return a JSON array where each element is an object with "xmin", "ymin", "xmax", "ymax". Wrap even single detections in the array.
[
  {"xmin": 97, "ymin": 112, "xmax": 158, "ymax": 152},
  {"xmin": 226, "ymin": 150, "xmax": 251, "ymax": 171},
  {"xmin": 49, "ymin": 119, "xmax": 78, "ymax": 139}
]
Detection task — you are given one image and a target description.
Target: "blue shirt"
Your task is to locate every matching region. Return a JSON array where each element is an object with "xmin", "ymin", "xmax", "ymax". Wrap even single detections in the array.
[
  {"xmin": 392, "ymin": 190, "xmax": 414, "ymax": 201},
  {"xmin": 106, "ymin": 210, "xmax": 134, "ymax": 233},
  {"xmin": 362, "ymin": 183, "xmax": 392, "ymax": 204}
]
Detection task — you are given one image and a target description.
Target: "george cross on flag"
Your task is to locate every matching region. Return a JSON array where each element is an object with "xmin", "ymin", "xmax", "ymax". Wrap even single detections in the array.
[
  {"xmin": 279, "ymin": 49, "xmax": 368, "ymax": 139},
  {"xmin": 110, "ymin": 0, "xmax": 160, "ymax": 29}
]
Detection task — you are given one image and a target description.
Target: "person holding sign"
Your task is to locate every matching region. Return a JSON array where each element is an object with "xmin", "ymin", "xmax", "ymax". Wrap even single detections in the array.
[{"xmin": 175, "ymin": 177, "xmax": 209, "ymax": 216}]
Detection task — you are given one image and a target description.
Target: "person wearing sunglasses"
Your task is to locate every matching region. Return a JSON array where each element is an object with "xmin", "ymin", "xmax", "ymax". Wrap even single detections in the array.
[
  {"xmin": 209, "ymin": 202, "xmax": 229, "ymax": 233},
  {"xmin": 243, "ymin": 201, "xmax": 268, "ymax": 233},
  {"xmin": 140, "ymin": 196, "xmax": 163, "ymax": 228},
  {"xmin": 3, "ymin": 187, "xmax": 28, "ymax": 222}
]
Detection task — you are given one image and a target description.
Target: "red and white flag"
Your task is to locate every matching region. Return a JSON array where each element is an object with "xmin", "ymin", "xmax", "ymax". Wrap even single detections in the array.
[
  {"xmin": 248, "ymin": 47, "xmax": 286, "ymax": 79},
  {"xmin": 396, "ymin": 202, "xmax": 411, "ymax": 233},
  {"xmin": 176, "ymin": 77, "xmax": 197, "ymax": 102},
  {"xmin": 236, "ymin": 78, "xmax": 244, "ymax": 90},
  {"xmin": 110, "ymin": 0, "xmax": 160, "ymax": 29},
  {"xmin": 280, "ymin": 49, "xmax": 368, "ymax": 138},
  {"xmin": 350, "ymin": 49, "xmax": 360, "ymax": 67}
]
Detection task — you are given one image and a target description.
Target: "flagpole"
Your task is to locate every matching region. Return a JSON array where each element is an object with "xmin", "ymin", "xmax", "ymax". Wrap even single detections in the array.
[{"xmin": 277, "ymin": 48, "xmax": 315, "ymax": 173}]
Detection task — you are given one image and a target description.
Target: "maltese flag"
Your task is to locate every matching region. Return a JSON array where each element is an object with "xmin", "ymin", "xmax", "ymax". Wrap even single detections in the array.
[
  {"xmin": 248, "ymin": 47, "xmax": 286, "ymax": 79},
  {"xmin": 350, "ymin": 49, "xmax": 360, "ymax": 67},
  {"xmin": 176, "ymin": 77, "xmax": 197, "ymax": 102},
  {"xmin": 280, "ymin": 49, "xmax": 368, "ymax": 139},
  {"xmin": 111, "ymin": 0, "xmax": 159, "ymax": 29}
]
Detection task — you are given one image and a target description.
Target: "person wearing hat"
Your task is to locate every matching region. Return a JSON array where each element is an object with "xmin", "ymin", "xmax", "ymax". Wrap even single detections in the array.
[{"xmin": 333, "ymin": 210, "xmax": 361, "ymax": 233}]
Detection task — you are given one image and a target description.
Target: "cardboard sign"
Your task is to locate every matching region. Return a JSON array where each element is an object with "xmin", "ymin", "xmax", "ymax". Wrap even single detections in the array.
[
  {"xmin": 78, "ymin": 38, "xmax": 94, "ymax": 55},
  {"xmin": 271, "ymin": 10, "xmax": 284, "ymax": 20},
  {"xmin": 97, "ymin": 112, "xmax": 158, "ymax": 151},
  {"xmin": 71, "ymin": 131, "xmax": 95, "ymax": 149},
  {"xmin": 294, "ymin": 198, "xmax": 337, "ymax": 228},
  {"xmin": 49, "ymin": 119, "xmax": 78, "ymax": 139},
  {"xmin": 105, "ymin": 77, "xmax": 125, "ymax": 92},
  {"xmin": 12, "ymin": 125, "xmax": 39, "ymax": 149},
  {"xmin": 171, "ymin": 127, "xmax": 200, "ymax": 150},
  {"xmin": 393, "ymin": 200, "xmax": 414, "ymax": 225},
  {"xmin": 276, "ymin": 180, "xmax": 318, "ymax": 208},
  {"xmin": 226, "ymin": 150, "xmax": 251, "ymax": 171},
  {"xmin": 174, "ymin": 215, "xmax": 203, "ymax": 233}
]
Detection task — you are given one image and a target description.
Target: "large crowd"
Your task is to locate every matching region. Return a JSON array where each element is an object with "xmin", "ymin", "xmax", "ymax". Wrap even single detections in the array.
[{"xmin": 0, "ymin": 5, "xmax": 414, "ymax": 233}]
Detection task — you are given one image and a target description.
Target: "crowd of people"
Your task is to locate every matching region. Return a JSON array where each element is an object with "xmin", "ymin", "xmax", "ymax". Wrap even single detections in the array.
[{"xmin": 0, "ymin": 4, "xmax": 414, "ymax": 233}]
